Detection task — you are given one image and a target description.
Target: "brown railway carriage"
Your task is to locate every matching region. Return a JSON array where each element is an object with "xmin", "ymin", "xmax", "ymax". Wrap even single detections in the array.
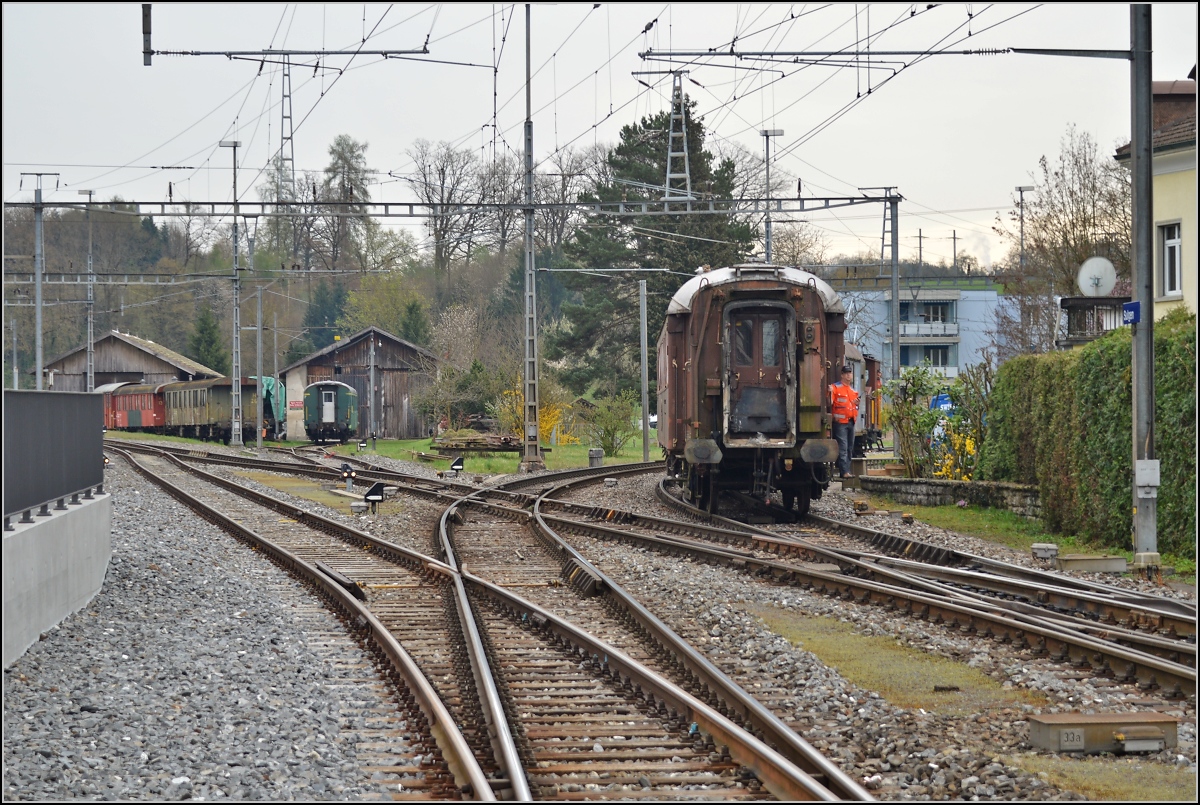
[{"xmin": 657, "ymin": 264, "xmax": 847, "ymax": 515}]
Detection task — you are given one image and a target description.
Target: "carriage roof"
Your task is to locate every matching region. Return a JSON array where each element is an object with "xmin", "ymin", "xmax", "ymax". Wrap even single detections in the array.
[
  {"xmin": 666, "ymin": 264, "xmax": 844, "ymax": 315},
  {"xmin": 303, "ymin": 380, "xmax": 357, "ymax": 395}
]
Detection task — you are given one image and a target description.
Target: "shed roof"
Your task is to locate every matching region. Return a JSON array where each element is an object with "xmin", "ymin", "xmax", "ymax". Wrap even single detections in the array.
[
  {"xmin": 279, "ymin": 326, "xmax": 438, "ymax": 376},
  {"xmin": 42, "ymin": 330, "xmax": 222, "ymax": 379}
]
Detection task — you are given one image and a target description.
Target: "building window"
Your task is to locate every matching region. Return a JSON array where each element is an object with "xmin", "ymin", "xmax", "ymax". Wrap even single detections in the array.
[
  {"xmin": 924, "ymin": 303, "xmax": 948, "ymax": 324},
  {"xmin": 1160, "ymin": 223, "xmax": 1182, "ymax": 296},
  {"xmin": 927, "ymin": 346, "xmax": 949, "ymax": 367}
]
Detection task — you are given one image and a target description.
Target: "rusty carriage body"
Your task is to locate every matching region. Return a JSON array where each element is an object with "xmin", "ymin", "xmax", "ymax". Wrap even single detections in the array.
[{"xmin": 657, "ymin": 264, "xmax": 849, "ymax": 515}]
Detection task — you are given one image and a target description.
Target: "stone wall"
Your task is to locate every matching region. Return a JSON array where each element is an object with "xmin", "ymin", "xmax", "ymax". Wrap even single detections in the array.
[{"xmin": 857, "ymin": 476, "xmax": 1041, "ymax": 519}]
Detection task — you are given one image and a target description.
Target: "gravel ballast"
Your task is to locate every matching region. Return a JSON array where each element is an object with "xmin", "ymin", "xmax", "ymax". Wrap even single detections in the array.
[{"xmin": 2, "ymin": 459, "xmax": 407, "ymax": 801}]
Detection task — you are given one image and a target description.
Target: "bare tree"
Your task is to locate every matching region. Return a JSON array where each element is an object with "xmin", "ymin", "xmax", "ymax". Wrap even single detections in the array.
[
  {"xmin": 406, "ymin": 139, "xmax": 488, "ymax": 275},
  {"xmin": 481, "ymin": 151, "xmax": 523, "ymax": 258},
  {"xmin": 163, "ymin": 201, "xmax": 214, "ymax": 268},
  {"xmin": 769, "ymin": 219, "xmax": 830, "ymax": 266},
  {"xmin": 535, "ymin": 146, "xmax": 592, "ymax": 260},
  {"xmin": 995, "ymin": 124, "xmax": 1132, "ymax": 295}
]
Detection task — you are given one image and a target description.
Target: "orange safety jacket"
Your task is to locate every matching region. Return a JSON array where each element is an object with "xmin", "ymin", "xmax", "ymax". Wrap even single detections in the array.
[{"xmin": 828, "ymin": 381, "xmax": 860, "ymax": 425}]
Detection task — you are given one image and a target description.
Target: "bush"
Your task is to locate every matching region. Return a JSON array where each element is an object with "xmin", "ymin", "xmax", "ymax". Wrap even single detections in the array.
[
  {"xmin": 580, "ymin": 390, "xmax": 639, "ymax": 457},
  {"xmin": 980, "ymin": 308, "xmax": 1195, "ymax": 557}
]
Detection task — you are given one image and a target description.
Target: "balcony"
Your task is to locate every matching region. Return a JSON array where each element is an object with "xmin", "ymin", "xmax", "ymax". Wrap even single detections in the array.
[
  {"xmin": 1056, "ymin": 296, "xmax": 1129, "ymax": 349},
  {"xmin": 885, "ymin": 321, "xmax": 960, "ymax": 338},
  {"xmin": 896, "ymin": 364, "xmax": 959, "ymax": 379},
  {"xmin": 898, "ymin": 321, "xmax": 959, "ymax": 338}
]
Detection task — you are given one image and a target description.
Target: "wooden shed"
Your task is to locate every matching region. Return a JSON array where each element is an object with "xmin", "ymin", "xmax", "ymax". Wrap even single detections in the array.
[
  {"xmin": 40, "ymin": 330, "xmax": 222, "ymax": 392},
  {"xmin": 280, "ymin": 327, "xmax": 437, "ymax": 441}
]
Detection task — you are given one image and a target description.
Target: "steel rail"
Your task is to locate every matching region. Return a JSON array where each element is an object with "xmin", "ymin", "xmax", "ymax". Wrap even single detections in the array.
[
  {"xmin": 646, "ymin": 471, "xmax": 1193, "ymax": 619},
  {"xmin": 547, "ymin": 506, "xmax": 1194, "ymax": 671},
  {"xmin": 540, "ymin": 490, "xmax": 1195, "ymax": 660},
  {"xmin": 108, "ymin": 446, "xmax": 495, "ymax": 800},
  {"xmin": 806, "ymin": 512, "xmax": 1196, "ymax": 619},
  {"xmin": 524, "ymin": 489, "xmax": 873, "ymax": 800},
  {"xmin": 860, "ymin": 554, "xmax": 1196, "ymax": 643},
  {"xmin": 462, "ymin": 571, "xmax": 850, "ymax": 802},
  {"xmin": 439, "ymin": 462, "xmax": 861, "ymax": 800},
  {"xmin": 436, "ymin": 496, "xmax": 535, "ymax": 802},
  {"xmin": 653, "ymin": 478, "xmax": 1197, "ymax": 628},
  {"xmin": 651, "ymin": 481, "xmax": 1195, "ymax": 698}
]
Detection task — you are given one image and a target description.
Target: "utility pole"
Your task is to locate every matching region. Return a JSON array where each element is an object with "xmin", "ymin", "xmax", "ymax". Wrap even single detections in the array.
[
  {"xmin": 1129, "ymin": 4, "xmax": 1158, "ymax": 565},
  {"xmin": 35, "ymin": 183, "xmax": 43, "ymax": 391},
  {"xmin": 520, "ymin": 3, "xmax": 544, "ymax": 472},
  {"xmin": 22, "ymin": 173, "xmax": 57, "ymax": 390},
  {"xmin": 760, "ymin": 129, "xmax": 783, "ymax": 262},
  {"xmin": 639, "ymin": 280, "xmax": 649, "ymax": 462},
  {"xmin": 220, "ymin": 140, "xmax": 244, "ymax": 447},
  {"xmin": 256, "ymin": 287, "xmax": 263, "ymax": 449},
  {"xmin": 10, "ymin": 315, "xmax": 17, "ymax": 390},
  {"xmin": 1016, "ymin": 186, "xmax": 1034, "ymax": 273},
  {"xmin": 79, "ymin": 190, "xmax": 96, "ymax": 392},
  {"xmin": 369, "ymin": 334, "xmax": 377, "ymax": 447}
]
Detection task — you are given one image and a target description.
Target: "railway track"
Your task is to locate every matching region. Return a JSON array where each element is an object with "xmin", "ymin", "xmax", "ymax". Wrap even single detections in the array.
[
  {"xmin": 108, "ymin": 445, "xmax": 497, "ymax": 800},
  {"xmin": 111, "ymin": 444, "xmax": 862, "ymax": 801},
  {"xmin": 636, "ymin": 478, "xmax": 1195, "ymax": 699},
  {"xmin": 530, "ymin": 484, "xmax": 1195, "ymax": 666}
]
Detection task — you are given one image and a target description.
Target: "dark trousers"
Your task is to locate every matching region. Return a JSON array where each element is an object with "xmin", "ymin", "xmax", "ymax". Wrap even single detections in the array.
[{"xmin": 833, "ymin": 421, "xmax": 855, "ymax": 476}]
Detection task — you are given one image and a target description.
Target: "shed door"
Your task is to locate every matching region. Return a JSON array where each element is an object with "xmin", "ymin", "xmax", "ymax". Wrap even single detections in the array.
[
  {"xmin": 322, "ymin": 391, "xmax": 336, "ymax": 423},
  {"xmin": 727, "ymin": 312, "xmax": 788, "ymax": 435}
]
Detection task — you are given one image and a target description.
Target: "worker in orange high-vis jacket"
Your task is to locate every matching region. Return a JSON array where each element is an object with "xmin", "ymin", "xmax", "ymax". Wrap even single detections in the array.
[{"xmin": 829, "ymin": 365, "xmax": 860, "ymax": 479}]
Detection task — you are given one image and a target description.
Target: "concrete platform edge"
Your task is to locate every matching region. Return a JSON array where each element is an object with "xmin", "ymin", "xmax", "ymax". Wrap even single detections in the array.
[{"xmin": 3, "ymin": 494, "xmax": 112, "ymax": 667}]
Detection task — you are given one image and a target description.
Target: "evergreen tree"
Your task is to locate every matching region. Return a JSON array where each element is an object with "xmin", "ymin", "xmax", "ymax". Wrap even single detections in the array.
[
  {"xmin": 547, "ymin": 96, "xmax": 754, "ymax": 398},
  {"xmin": 304, "ymin": 279, "xmax": 348, "ymax": 349},
  {"xmin": 187, "ymin": 304, "xmax": 229, "ymax": 375}
]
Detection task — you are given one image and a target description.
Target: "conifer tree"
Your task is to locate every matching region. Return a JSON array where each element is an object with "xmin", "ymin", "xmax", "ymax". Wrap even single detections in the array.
[{"xmin": 187, "ymin": 304, "xmax": 229, "ymax": 375}]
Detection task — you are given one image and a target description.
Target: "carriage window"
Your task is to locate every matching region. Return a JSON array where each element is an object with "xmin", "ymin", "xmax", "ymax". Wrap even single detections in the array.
[
  {"xmin": 762, "ymin": 319, "xmax": 780, "ymax": 367},
  {"xmin": 733, "ymin": 318, "xmax": 754, "ymax": 365}
]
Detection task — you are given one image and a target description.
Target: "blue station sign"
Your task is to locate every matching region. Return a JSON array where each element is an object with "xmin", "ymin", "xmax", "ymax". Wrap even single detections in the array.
[{"xmin": 1122, "ymin": 301, "xmax": 1141, "ymax": 325}]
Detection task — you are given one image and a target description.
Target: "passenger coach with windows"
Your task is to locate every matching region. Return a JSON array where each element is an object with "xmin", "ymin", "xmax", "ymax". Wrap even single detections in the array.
[{"xmin": 657, "ymin": 263, "xmax": 848, "ymax": 515}]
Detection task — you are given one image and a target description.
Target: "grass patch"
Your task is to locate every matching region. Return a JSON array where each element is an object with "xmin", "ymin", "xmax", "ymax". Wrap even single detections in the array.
[
  {"xmin": 1004, "ymin": 753, "xmax": 1197, "ymax": 802},
  {"xmin": 232, "ymin": 470, "xmax": 361, "ymax": 515},
  {"xmin": 751, "ymin": 605, "xmax": 1047, "ymax": 715},
  {"xmin": 328, "ymin": 433, "xmax": 661, "ymax": 475},
  {"xmin": 861, "ymin": 494, "xmax": 1197, "ymax": 586}
]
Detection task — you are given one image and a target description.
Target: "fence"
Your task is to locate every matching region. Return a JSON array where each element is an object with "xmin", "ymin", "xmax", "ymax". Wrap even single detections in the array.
[{"xmin": 3, "ymin": 390, "xmax": 104, "ymax": 525}]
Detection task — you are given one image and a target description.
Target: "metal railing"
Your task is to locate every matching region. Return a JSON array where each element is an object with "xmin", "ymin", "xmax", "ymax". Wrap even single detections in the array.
[
  {"xmin": 3, "ymin": 390, "xmax": 104, "ymax": 528},
  {"xmin": 899, "ymin": 321, "xmax": 960, "ymax": 337}
]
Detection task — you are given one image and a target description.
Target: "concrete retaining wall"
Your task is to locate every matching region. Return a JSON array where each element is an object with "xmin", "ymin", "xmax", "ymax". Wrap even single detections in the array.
[
  {"xmin": 857, "ymin": 476, "xmax": 1041, "ymax": 519},
  {"xmin": 3, "ymin": 494, "xmax": 112, "ymax": 667}
]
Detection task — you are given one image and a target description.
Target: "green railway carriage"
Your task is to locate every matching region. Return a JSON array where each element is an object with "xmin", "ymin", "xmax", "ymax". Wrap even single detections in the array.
[
  {"xmin": 162, "ymin": 377, "xmax": 263, "ymax": 444},
  {"xmin": 303, "ymin": 381, "xmax": 359, "ymax": 443}
]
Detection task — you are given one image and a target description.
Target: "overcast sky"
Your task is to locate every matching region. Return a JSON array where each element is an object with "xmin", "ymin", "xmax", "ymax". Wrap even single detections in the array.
[{"xmin": 3, "ymin": 3, "xmax": 1196, "ymax": 268}]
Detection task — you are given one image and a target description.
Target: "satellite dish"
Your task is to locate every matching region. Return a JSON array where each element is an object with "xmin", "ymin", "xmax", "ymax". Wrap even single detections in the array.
[{"xmin": 1077, "ymin": 257, "xmax": 1116, "ymax": 297}]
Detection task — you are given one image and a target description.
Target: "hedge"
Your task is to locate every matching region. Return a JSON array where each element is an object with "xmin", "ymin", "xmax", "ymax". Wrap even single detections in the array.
[{"xmin": 978, "ymin": 307, "xmax": 1195, "ymax": 558}]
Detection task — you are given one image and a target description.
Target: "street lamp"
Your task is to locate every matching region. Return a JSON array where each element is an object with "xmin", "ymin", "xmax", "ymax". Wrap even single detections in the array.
[
  {"xmin": 1015, "ymin": 186, "xmax": 1034, "ymax": 273},
  {"xmin": 220, "ymin": 140, "xmax": 244, "ymax": 447},
  {"xmin": 760, "ymin": 129, "xmax": 784, "ymax": 263}
]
